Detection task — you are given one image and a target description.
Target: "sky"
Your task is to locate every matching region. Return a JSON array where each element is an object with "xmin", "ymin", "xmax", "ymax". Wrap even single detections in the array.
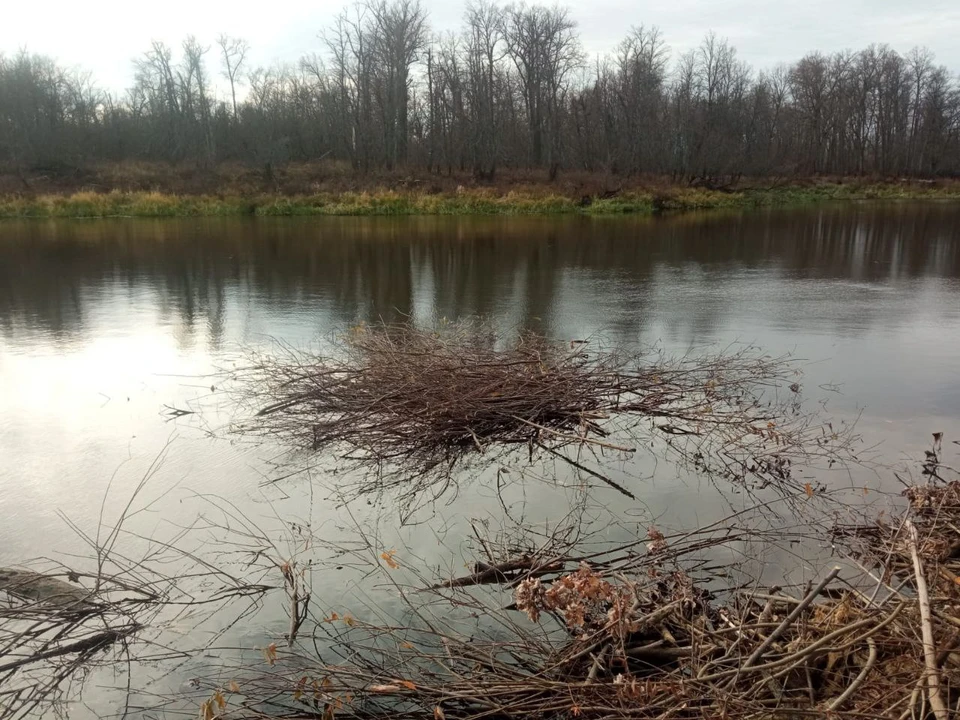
[{"xmin": 3, "ymin": 0, "xmax": 959, "ymax": 97}]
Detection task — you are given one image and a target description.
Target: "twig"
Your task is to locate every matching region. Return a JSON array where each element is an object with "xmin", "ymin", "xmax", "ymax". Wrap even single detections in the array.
[
  {"xmin": 826, "ymin": 636, "xmax": 877, "ymax": 710},
  {"xmin": 740, "ymin": 566, "xmax": 841, "ymax": 670}
]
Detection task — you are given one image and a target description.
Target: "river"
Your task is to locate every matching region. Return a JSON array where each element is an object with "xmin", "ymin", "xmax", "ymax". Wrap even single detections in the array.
[{"xmin": 0, "ymin": 204, "xmax": 958, "ymax": 713}]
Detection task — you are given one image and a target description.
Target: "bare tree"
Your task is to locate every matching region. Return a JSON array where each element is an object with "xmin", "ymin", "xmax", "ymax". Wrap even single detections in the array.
[
  {"xmin": 370, "ymin": 0, "xmax": 429, "ymax": 169},
  {"xmin": 217, "ymin": 34, "xmax": 250, "ymax": 122},
  {"xmin": 324, "ymin": 5, "xmax": 378, "ymax": 171},
  {"xmin": 181, "ymin": 36, "xmax": 215, "ymax": 166},
  {"xmin": 613, "ymin": 25, "xmax": 669, "ymax": 174},
  {"xmin": 504, "ymin": 3, "xmax": 582, "ymax": 177},
  {"xmin": 463, "ymin": 0, "xmax": 506, "ymax": 179}
]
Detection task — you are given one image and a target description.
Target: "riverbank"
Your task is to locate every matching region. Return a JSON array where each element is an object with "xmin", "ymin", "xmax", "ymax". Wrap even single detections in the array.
[{"xmin": 2, "ymin": 179, "xmax": 960, "ymax": 219}]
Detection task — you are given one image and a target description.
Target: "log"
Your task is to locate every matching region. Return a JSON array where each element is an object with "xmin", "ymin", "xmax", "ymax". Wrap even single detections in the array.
[
  {"xmin": 0, "ymin": 568, "xmax": 96, "ymax": 609},
  {"xmin": 438, "ymin": 558, "xmax": 564, "ymax": 589}
]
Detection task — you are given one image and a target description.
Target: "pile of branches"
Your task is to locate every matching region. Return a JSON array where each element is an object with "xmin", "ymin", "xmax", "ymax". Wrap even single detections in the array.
[
  {"xmin": 232, "ymin": 322, "xmax": 858, "ymax": 505},
  {"xmin": 184, "ymin": 436, "xmax": 960, "ymax": 720},
  {"xmin": 282, "ymin": 568, "xmax": 927, "ymax": 720}
]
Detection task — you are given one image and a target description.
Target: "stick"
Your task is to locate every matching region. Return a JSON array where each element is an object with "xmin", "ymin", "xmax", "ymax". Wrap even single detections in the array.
[
  {"xmin": 740, "ymin": 566, "xmax": 841, "ymax": 670},
  {"xmin": 907, "ymin": 520, "xmax": 949, "ymax": 720},
  {"xmin": 536, "ymin": 443, "xmax": 637, "ymax": 500},
  {"xmin": 826, "ymin": 636, "xmax": 876, "ymax": 710},
  {"xmin": 0, "ymin": 629, "xmax": 128, "ymax": 673}
]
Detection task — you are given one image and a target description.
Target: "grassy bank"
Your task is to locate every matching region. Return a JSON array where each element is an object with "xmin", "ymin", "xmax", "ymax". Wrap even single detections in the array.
[{"xmin": 2, "ymin": 182, "xmax": 960, "ymax": 219}]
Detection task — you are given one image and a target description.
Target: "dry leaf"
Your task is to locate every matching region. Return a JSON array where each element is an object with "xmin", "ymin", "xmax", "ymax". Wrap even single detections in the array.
[
  {"xmin": 213, "ymin": 689, "xmax": 226, "ymax": 711},
  {"xmin": 343, "ymin": 614, "xmax": 355, "ymax": 627},
  {"xmin": 228, "ymin": 681, "xmax": 240, "ymax": 693},
  {"xmin": 380, "ymin": 550, "xmax": 400, "ymax": 569},
  {"xmin": 263, "ymin": 642, "xmax": 278, "ymax": 665},
  {"xmin": 400, "ymin": 641, "xmax": 414, "ymax": 649},
  {"xmin": 804, "ymin": 482, "xmax": 814, "ymax": 498},
  {"xmin": 434, "ymin": 706, "xmax": 446, "ymax": 720},
  {"xmin": 324, "ymin": 612, "xmax": 339, "ymax": 622},
  {"xmin": 398, "ymin": 680, "xmax": 416, "ymax": 690},
  {"xmin": 199, "ymin": 700, "xmax": 214, "ymax": 720}
]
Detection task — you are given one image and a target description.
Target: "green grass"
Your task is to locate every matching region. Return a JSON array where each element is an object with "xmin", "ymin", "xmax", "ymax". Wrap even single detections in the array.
[{"xmin": 1, "ymin": 183, "xmax": 959, "ymax": 219}]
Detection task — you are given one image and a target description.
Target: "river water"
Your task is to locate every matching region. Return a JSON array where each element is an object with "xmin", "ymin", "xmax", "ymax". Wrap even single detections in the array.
[{"xmin": 0, "ymin": 204, "xmax": 959, "ymax": 711}]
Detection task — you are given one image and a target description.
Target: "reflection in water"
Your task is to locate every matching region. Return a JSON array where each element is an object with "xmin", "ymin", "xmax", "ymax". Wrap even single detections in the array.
[
  {"xmin": 2, "ymin": 205, "xmax": 959, "ymax": 350},
  {"xmin": 0, "ymin": 204, "xmax": 959, "ymax": 561}
]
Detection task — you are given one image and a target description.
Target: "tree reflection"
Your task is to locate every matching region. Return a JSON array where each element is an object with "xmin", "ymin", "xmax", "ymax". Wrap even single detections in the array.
[{"xmin": 0, "ymin": 205, "xmax": 958, "ymax": 350}]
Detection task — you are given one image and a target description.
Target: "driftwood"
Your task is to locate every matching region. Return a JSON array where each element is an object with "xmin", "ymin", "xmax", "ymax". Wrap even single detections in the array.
[
  {"xmin": 0, "ymin": 569, "xmax": 96, "ymax": 609},
  {"xmin": 438, "ymin": 557, "xmax": 566, "ymax": 589}
]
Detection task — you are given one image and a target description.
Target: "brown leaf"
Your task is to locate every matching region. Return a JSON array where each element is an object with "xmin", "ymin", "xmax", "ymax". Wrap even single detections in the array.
[
  {"xmin": 398, "ymin": 680, "xmax": 416, "ymax": 690},
  {"xmin": 263, "ymin": 642, "xmax": 278, "ymax": 665},
  {"xmin": 804, "ymin": 482, "xmax": 814, "ymax": 498},
  {"xmin": 213, "ymin": 689, "xmax": 226, "ymax": 711},
  {"xmin": 228, "ymin": 681, "xmax": 240, "ymax": 693},
  {"xmin": 380, "ymin": 550, "xmax": 400, "ymax": 569},
  {"xmin": 434, "ymin": 706, "xmax": 446, "ymax": 720}
]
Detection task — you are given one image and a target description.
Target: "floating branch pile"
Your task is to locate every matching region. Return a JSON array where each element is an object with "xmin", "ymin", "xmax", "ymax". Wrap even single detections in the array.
[{"xmin": 232, "ymin": 322, "xmax": 858, "ymax": 504}]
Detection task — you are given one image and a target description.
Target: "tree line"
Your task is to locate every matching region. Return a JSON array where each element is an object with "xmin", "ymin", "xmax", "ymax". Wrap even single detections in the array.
[{"xmin": 2, "ymin": 0, "xmax": 959, "ymax": 182}]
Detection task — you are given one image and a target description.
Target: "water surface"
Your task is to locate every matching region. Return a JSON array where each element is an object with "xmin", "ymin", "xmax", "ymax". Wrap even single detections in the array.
[{"xmin": 1, "ymin": 206, "xmax": 959, "ymax": 561}]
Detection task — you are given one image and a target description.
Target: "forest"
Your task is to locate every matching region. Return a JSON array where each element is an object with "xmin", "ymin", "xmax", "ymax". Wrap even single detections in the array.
[{"xmin": 1, "ymin": 0, "xmax": 959, "ymax": 184}]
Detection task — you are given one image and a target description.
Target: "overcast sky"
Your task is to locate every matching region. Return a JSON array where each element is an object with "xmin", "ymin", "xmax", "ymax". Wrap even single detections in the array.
[{"xmin": 3, "ymin": 0, "xmax": 959, "ymax": 97}]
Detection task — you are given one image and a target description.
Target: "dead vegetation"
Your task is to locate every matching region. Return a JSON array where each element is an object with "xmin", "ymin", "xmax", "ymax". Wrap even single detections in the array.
[
  {"xmin": 8, "ymin": 326, "xmax": 958, "ymax": 720},
  {"xmin": 5, "ymin": 161, "xmax": 959, "ymax": 204},
  {"xmin": 0, "ymin": 446, "xmax": 269, "ymax": 719},
  {"xmin": 181, "ymin": 435, "xmax": 960, "ymax": 720},
  {"xmin": 230, "ymin": 322, "xmax": 859, "ymax": 513}
]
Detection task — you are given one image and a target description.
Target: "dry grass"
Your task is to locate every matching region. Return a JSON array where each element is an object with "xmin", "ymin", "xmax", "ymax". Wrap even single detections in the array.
[{"xmin": 2, "ymin": 162, "xmax": 959, "ymax": 218}]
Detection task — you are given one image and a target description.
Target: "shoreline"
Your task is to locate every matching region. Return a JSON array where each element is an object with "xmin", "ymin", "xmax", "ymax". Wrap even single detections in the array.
[{"xmin": 2, "ymin": 181, "xmax": 960, "ymax": 219}]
